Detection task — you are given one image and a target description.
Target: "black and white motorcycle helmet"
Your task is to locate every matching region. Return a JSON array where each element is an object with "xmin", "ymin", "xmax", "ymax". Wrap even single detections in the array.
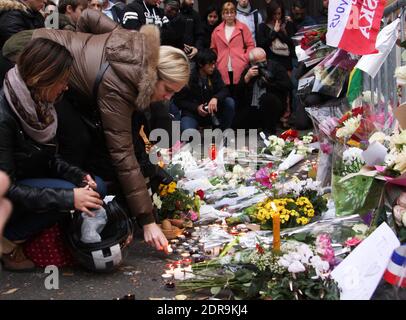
[{"xmin": 66, "ymin": 198, "xmax": 134, "ymax": 272}]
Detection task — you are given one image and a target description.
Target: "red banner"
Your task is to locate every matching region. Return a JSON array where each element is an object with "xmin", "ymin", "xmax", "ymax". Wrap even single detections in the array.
[{"xmin": 331, "ymin": 0, "xmax": 387, "ymax": 55}]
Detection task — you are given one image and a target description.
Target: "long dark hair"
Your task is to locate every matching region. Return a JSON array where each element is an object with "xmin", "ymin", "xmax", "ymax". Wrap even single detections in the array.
[
  {"xmin": 17, "ymin": 38, "xmax": 73, "ymax": 102},
  {"xmin": 266, "ymin": 0, "xmax": 285, "ymax": 24},
  {"xmin": 203, "ymin": 5, "xmax": 220, "ymax": 27}
]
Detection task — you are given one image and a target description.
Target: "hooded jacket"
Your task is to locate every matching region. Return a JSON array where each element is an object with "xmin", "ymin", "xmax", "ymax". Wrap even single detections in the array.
[
  {"xmin": 0, "ymin": 0, "xmax": 44, "ymax": 50},
  {"xmin": 30, "ymin": 9, "xmax": 160, "ymax": 226}
]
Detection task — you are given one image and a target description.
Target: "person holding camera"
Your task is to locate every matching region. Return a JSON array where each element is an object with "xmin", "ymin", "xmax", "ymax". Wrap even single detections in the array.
[
  {"xmin": 174, "ymin": 48, "xmax": 235, "ymax": 132},
  {"xmin": 236, "ymin": 47, "xmax": 292, "ymax": 135}
]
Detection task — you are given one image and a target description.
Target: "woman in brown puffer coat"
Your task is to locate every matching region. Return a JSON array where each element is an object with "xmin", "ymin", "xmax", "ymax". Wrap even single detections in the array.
[{"xmin": 3, "ymin": 9, "xmax": 190, "ymax": 252}]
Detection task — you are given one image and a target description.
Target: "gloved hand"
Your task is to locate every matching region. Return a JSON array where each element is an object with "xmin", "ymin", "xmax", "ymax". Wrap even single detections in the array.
[{"xmin": 155, "ymin": 166, "xmax": 173, "ymax": 185}]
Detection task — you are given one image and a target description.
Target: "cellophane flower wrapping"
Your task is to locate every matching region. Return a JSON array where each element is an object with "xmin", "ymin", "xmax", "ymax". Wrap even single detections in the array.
[{"xmin": 298, "ymin": 49, "xmax": 359, "ymax": 99}]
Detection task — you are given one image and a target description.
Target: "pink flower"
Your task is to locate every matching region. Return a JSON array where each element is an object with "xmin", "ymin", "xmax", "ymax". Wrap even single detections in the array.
[
  {"xmin": 255, "ymin": 167, "xmax": 272, "ymax": 188},
  {"xmin": 316, "ymin": 234, "xmax": 335, "ymax": 267},
  {"xmin": 188, "ymin": 210, "xmax": 198, "ymax": 222},
  {"xmin": 345, "ymin": 236, "xmax": 362, "ymax": 247},
  {"xmin": 320, "ymin": 143, "xmax": 333, "ymax": 154}
]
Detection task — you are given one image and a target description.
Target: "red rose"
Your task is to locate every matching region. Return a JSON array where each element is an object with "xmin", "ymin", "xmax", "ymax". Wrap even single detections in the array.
[{"xmin": 195, "ymin": 189, "xmax": 205, "ymax": 200}]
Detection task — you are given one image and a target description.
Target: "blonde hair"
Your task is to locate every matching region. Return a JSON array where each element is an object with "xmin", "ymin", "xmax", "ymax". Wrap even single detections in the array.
[
  {"xmin": 222, "ymin": 2, "xmax": 236, "ymax": 14},
  {"xmin": 157, "ymin": 46, "xmax": 190, "ymax": 85}
]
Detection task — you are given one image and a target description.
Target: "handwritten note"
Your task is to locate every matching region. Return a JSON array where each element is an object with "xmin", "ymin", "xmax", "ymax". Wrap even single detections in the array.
[{"xmin": 331, "ymin": 223, "xmax": 400, "ymax": 300}]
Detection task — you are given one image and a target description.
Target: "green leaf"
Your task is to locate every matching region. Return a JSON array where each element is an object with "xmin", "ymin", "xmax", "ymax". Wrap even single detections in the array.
[{"xmin": 210, "ymin": 287, "xmax": 221, "ymax": 295}]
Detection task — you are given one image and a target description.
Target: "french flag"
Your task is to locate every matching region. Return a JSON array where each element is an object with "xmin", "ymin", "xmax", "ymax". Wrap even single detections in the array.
[
  {"xmin": 327, "ymin": 0, "xmax": 387, "ymax": 55},
  {"xmin": 383, "ymin": 245, "xmax": 406, "ymax": 288}
]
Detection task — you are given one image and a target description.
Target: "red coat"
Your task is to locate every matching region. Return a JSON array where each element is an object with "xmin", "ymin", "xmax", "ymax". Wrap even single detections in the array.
[{"xmin": 210, "ymin": 20, "xmax": 255, "ymax": 85}]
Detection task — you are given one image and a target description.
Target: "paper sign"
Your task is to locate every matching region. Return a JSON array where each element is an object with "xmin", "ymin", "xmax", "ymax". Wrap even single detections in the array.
[
  {"xmin": 361, "ymin": 141, "xmax": 388, "ymax": 166},
  {"xmin": 394, "ymin": 103, "xmax": 406, "ymax": 130},
  {"xmin": 331, "ymin": 223, "xmax": 400, "ymax": 300}
]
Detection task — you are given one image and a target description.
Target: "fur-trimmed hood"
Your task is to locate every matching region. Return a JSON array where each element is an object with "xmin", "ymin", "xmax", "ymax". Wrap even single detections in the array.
[
  {"xmin": 0, "ymin": 0, "xmax": 27, "ymax": 12},
  {"xmin": 104, "ymin": 24, "xmax": 160, "ymax": 111}
]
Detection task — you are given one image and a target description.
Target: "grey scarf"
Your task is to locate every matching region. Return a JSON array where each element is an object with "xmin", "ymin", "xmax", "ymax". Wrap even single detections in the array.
[
  {"xmin": 3, "ymin": 66, "xmax": 57, "ymax": 144},
  {"xmin": 251, "ymin": 79, "xmax": 266, "ymax": 109},
  {"xmin": 237, "ymin": 3, "xmax": 252, "ymax": 15}
]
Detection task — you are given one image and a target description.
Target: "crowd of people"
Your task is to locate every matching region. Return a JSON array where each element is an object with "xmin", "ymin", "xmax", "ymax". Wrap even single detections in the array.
[{"xmin": 0, "ymin": 0, "xmax": 330, "ymax": 272}]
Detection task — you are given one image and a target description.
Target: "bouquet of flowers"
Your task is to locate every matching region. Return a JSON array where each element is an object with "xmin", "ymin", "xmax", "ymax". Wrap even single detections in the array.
[
  {"xmin": 153, "ymin": 182, "xmax": 199, "ymax": 222},
  {"xmin": 246, "ymin": 179, "xmax": 327, "ymax": 230},
  {"xmin": 177, "ymin": 240, "xmax": 339, "ymax": 300},
  {"xmin": 261, "ymin": 132, "xmax": 314, "ymax": 158},
  {"xmin": 298, "ymin": 49, "xmax": 359, "ymax": 99}
]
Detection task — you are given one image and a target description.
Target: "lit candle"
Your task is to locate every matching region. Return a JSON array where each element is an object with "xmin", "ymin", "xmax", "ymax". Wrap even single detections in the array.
[
  {"xmin": 272, "ymin": 202, "xmax": 281, "ymax": 253},
  {"xmin": 177, "ymin": 235, "xmax": 186, "ymax": 241},
  {"xmin": 167, "ymin": 245, "xmax": 173, "ymax": 254},
  {"xmin": 181, "ymin": 252, "xmax": 191, "ymax": 259}
]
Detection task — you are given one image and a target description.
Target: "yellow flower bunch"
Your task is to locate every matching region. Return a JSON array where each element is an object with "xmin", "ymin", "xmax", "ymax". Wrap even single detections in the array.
[
  {"xmin": 159, "ymin": 182, "xmax": 177, "ymax": 196},
  {"xmin": 254, "ymin": 196, "xmax": 315, "ymax": 228}
]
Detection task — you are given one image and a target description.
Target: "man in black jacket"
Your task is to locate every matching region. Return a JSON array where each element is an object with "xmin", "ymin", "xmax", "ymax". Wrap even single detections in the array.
[
  {"xmin": 0, "ymin": 0, "xmax": 45, "ymax": 50},
  {"xmin": 122, "ymin": 0, "xmax": 184, "ymax": 48},
  {"xmin": 237, "ymin": 47, "xmax": 292, "ymax": 134},
  {"xmin": 179, "ymin": 0, "xmax": 203, "ymax": 60},
  {"xmin": 174, "ymin": 48, "xmax": 235, "ymax": 132}
]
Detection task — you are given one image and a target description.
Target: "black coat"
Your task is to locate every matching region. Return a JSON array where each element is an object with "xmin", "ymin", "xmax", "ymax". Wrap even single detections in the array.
[
  {"xmin": 179, "ymin": 5, "xmax": 204, "ymax": 49},
  {"xmin": 257, "ymin": 22, "xmax": 295, "ymax": 70},
  {"xmin": 174, "ymin": 67, "xmax": 229, "ymax": 118},
  {"xmin": 122, "ymin": 0, "xmax": 184, "ymax": 48},
  {"xmin": 0, "ymin": 1, "xmax": 44, "ymax": 50},
  {"xmin": 237, "ymin": 60, "xmax": 293, "ymax": 108},
  {"xmin": 0, "ymin": 91, "xmax": 88, "ymax": 213},
  {"xmin": 201, "ymin": 22, "xmax": 216, "ymax": 49}
]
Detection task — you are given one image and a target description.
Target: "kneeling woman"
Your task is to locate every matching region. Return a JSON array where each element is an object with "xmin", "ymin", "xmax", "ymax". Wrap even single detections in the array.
[{"xmin": 0, "ymin": 38, "xmax": 106, "ymax": 271}]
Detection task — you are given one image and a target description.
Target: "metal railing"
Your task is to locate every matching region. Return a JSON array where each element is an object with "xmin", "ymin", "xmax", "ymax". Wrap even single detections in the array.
[{"xmin": 362, "ymin": 0, "xmax": 406, "ymax": 123}]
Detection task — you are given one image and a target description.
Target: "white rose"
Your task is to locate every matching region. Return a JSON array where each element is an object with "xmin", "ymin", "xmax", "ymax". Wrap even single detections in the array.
[
  {"xmin": 395, "ymin": 65, "xmax": 406, "ymax": 85},
  {"xmin": 394, "ymin": 149, "xmax": 406, "ymax": 174},
  {"xmin": 369, "ymin": 132, "xmax": 387, "ymax": 145}
]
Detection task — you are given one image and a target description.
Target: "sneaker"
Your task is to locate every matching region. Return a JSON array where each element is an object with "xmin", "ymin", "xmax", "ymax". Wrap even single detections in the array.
[{"xmin": 2, "ymin": 245, "xmax": 35, "ymax": 272}]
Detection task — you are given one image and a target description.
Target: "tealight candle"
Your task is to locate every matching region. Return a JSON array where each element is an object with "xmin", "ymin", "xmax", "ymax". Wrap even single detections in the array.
[
  {"xmin": 194, "ymin": 227, "xmax": 200, "ymax": 231},
  {"xmin": 191, "ymin": 232, "xmax": 198, "ymax": 237},
  {"xmin": 170, "ymin": 239, "xmax": 179, "ymax": 245},
  {"xmin": 161, "ymin": 273, "xmax": 175, "ymax": 290},
  {"xmin": 177, "ymin": 235, "xmax": 186, "ymax": 241},
  {"xmin": 182, "ymin": 258, "xmax": 192, "ymax": 267},
  {"xmin": 181, "ymin": 252, "xmax": 190, "ymax": 259},
  {"xmin": 167, "ymin": 245, "xmax": 173, "ymax": 254}
]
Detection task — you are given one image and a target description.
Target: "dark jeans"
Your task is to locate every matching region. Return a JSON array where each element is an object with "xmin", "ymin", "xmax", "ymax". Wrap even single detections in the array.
[
  {"xmin": 180, "ymin": 97, "xmax": 235, "ymax": 132},
  {"xmin": 4, "ymin": 176, "xmax": 106, "ymax": 241}
]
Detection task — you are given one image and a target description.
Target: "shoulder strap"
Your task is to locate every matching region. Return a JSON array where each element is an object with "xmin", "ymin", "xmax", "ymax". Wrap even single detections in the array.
[
  {"xmin": 254, "ymin": 11, "xmax": 259, "ymax": 38},
  {"xmin": 240, "ymin": 28, "xmax": 247, "ymax": 51},
  {"xmin": 92, "ymin": 62, "xmax": 110, "ymax": 104}
]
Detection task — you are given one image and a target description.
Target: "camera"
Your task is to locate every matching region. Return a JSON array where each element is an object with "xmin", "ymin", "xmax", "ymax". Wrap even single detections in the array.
[
  {"xmin": 203, "ymin": 103, "xmax": 220, "ymax": 127},
  {"xmin": 256, "ymin": 61, "xmax": 274, "ymax": 87}
]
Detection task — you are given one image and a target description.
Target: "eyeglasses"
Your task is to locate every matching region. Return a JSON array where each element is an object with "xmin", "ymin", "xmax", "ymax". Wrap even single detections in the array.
[{"xmin": 223, "ymin": 10, "xmax": 236, "ymax": 15}]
